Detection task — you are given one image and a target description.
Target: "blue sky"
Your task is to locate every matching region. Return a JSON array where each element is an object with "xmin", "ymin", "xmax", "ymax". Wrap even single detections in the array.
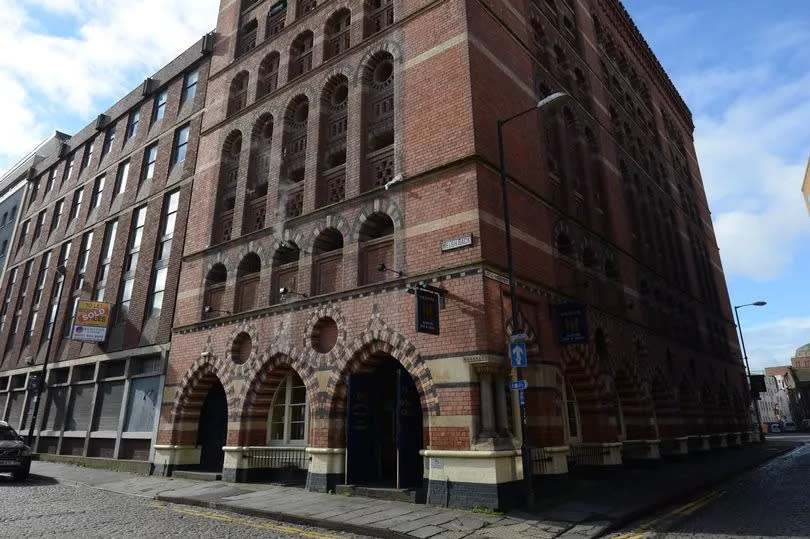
[
  {"xmin": 624, "ymin": 1, "xmax": 810, "ymax": 371},
  {"xmin": 0, "ymin": 0, "xmax": 807, "ymax": 371}
]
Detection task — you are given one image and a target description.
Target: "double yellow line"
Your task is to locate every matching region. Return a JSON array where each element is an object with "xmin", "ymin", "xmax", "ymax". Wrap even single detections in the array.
[
  {"xmin": 612, "ymin": 489, "xmax": 727, "ymax": 539},
  {"xmin": 149, "ymin": 502, "xmax": 343, "ymax": 539}
]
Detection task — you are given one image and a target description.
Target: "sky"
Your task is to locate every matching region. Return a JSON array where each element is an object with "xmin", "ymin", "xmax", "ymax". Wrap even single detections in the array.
[{"xmin": 0, "ymin": 0, "xmax": 807, "ymax": 372}]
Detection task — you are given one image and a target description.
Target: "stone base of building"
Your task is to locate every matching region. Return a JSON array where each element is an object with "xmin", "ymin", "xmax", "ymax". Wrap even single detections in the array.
[
  {"xmin": 152, "ymin": 445, "xmax": 201, "ymax": 477},
  {"xmin": 305, "ymin": 448, "xmax": 346, "ymax": 493},
  {"xmin": 569, "ymin": 442, "xmax": 623, "ymax": 466},
  {"xmin": 660, "ymin": 437, "xmax": 689, "ymax": 457},
  {"xmin": 622, "ymin": 440, "xmax": 661, "ymax": 461},
  {"xmin": 687, "ymin": 435, "xmax": 711, "ymax": 452},
  {"xmin": 727, "ymin": 432, "xmax": 742, "ymax": 447},
  {"xmin": 709, "ymin": 433, "xmax": 728, "ymax": 449},
  {"xmin": 420, "ymin": 449, "xmax": 524, "ymax": 510},
  {"xmin": 532, "ymin": 446, "xmax": 569, "ymax": 475}
]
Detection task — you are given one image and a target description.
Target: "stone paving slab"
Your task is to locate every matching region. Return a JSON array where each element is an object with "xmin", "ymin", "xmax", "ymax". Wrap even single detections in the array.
[{"xmin": 31, "ymin": 441, "xmax": 800, "ymax": 539}]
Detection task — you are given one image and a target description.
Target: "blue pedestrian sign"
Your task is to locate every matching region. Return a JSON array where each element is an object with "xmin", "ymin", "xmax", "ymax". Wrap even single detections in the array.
[
  {"xmin": 510, "ymin": 380, "xmax": 528, "ymax": 391},
  {"xmin": 510, "ymin": 342, "xmax": 527, "ymax": 367}
]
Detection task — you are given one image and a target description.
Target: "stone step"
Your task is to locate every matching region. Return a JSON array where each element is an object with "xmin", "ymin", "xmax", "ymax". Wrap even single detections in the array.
[{"xmin": 172, "ymin": 470, "xmax": 222, "ymax": 481}]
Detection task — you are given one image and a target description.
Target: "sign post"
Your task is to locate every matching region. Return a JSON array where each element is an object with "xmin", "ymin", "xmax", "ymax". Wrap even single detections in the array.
[{"xmin": 70, "ymin": 301, "xmax": 112, "ymax": 343}]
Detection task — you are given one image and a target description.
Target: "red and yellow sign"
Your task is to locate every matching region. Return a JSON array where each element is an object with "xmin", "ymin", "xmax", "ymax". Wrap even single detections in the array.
[{"xmin": 71, "ymin": 301, "xmax": 112, "ymax": 343}]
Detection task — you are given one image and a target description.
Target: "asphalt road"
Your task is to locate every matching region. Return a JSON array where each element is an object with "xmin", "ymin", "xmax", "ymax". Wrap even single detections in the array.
[
  {"xmin": 0, "ymin": 473, "xmax": 368, "ymax": 539},
  {"xmin": 611, "ymin": 438, "xmax": 810, "ymax": 538}
]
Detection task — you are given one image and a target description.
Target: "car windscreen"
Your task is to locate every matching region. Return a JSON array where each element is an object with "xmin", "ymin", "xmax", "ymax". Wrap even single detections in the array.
[{"xmin": 0, "ymin": 425, "xmax": 19, "ymax": 441}]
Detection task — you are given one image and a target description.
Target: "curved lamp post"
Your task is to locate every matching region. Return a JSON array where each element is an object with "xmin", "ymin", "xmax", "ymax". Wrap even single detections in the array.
[
  {"xmin": 734, "ymin": 300, "xmax": 767, "ymax": 441},
  {"xmin": 498, "ymin": 91, "xmax": 571, "ymax": 508}
]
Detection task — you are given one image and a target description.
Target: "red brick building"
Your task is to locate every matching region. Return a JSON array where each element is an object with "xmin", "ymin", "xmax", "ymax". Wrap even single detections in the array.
[
  {"xmin": 0, "ymin": 40, "xmax": 211, "ymax": 462},
  {"xmin": 153, "ymin": 0, "xmax": 750, "ymax": 509}
]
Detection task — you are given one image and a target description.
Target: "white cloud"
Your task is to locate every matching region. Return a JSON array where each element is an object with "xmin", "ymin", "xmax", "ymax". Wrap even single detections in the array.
[
  {"xmin": 684, "ymin": 48, "xmax": 810, "ymax": 281},
  {"xmin": 744, "ymin": 317, "xmax": 810, "ymax": 372},
  {"xmin": 0, "ymin": 0, "xmax": 219, "ymax": 169}
]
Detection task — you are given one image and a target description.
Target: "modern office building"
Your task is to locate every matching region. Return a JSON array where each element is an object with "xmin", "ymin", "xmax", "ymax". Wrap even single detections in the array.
[
  {"xmin": 0, "ymin": 38, "xmax": 211, "ymax": 463},
  {"xmin": 0, "ymin": 134, "xmax": 68, "ymax": 281},
  {"xmin": 154, "ymin": 0, "xmax": 749, "ymax": 509}
]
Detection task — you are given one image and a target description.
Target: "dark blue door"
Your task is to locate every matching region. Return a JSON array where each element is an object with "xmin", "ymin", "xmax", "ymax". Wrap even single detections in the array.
[{"xmin": 346, "ymin": 372, "xmax": 374, "ymax": 484}]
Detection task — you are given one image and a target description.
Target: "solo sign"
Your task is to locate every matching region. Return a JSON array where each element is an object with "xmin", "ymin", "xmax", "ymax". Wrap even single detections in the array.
[{"xmin": 71, "ymin": 301, "xmax": 112, "ymax": 343}]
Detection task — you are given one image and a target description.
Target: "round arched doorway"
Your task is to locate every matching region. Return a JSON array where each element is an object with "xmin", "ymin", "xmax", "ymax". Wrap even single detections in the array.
[
  {"xmin": 197, "ymin": 379, "xmax": 228, "ymax": 472},
  {"xmin": 345, "ymin": 355, "xmax": 423, "ymax": 489}
]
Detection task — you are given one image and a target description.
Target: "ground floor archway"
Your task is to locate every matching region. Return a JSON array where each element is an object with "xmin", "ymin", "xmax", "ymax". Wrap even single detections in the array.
[
  {"xmin": 197, "ymin": 379, "xmax": 228, "ymax": 473},
  {"xmin": 345, "ymin": 354, "xmax": 423, "ymax": 489}
]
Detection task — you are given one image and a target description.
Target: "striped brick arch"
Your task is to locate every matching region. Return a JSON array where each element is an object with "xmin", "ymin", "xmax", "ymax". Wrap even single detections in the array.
[
  {"xmin": 169, "ymin": 355, "xmax": 232, "ymax": 445},
  {"xmin": 650, "ymin": 367, "xmax": 682, "ymax": 438},
  {"xmin": 560, "ymin": 323, "xmax": 624, "ymax": 443},
  {"xmin": 235, "ymin": 352, "xmax": 319, "ymax": 446},
  {"xmin": 614, "ymin": 344, "xmax": 657, "ymax": 440},
  {"xmin": 324, "ymin": 319, "xmax": 439, "ymax": 447}
]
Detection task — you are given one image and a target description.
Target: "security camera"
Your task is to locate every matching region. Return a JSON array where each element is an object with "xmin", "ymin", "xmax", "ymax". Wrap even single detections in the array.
[{"xmin": 279, "ymin": 287, "xmax": 289, "ymax": 295}]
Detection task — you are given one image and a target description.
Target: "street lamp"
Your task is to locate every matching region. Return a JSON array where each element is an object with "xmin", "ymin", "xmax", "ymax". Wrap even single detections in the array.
[
  {"xmin": 733, "ymin": 300, "xmax": 767, "ymax": 441},
  {"xmin": 27, "ymin": 265, "xmax": 68, "ymax": 446},
  {"xmin": 497, "ymin": 91, "xmax": 571, "ymax": 508}
]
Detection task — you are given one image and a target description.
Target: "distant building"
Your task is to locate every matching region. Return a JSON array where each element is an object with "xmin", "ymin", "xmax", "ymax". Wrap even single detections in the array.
[
  {"xmin": 0, "ymin": 134, "xmax": 67, "ymax": 280},
  {"xmin": 758, "ymin": 368, "xmax": 793, "ymax": 425},
  {"xmin": 791, "ymin": 343, "xmax": 810, "ymax": 368}
]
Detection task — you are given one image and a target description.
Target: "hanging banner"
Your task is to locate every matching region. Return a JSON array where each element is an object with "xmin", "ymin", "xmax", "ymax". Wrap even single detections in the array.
[
  {"xmin": 71, "ymin": 301, "xmax": 112, "ymax": 343},
  {"xmin": 554, "ymin": 302, "xmax": 588, "ymax": 345},
  {"xmin": 415, "ymin": 289, "xmax": 440, "ymax": 335}
]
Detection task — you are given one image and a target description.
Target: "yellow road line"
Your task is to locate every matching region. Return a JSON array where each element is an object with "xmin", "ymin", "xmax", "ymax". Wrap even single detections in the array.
[
  {"xmin": 612, "ymin": 489, "xmax": 727, "ymax": 538},
  {"xmin": 150, "ymin": 503, "xmax": 343, "ymax": 539}
]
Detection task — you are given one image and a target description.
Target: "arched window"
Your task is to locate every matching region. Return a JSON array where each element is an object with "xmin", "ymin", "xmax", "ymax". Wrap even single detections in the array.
[
  {"xmin": 318, "ymin": 76, "xmax": 348, "ymax": 207},
  {"xmin": 289, "ymin": 31, "xmax": 314, "ymax": 80},
  {"xmin": 361, "ymin": 52, "xmax": 395, "ymax": 192},
  {"xmin": 324, "ymin": 9, "xmax": 351, "ymax": 60},
  {"xmin": 359, "ymin": 213, "xmax": 394, "ymax": 285},
  {"xmin": 227, "ymin": 71, "xmax": 250, "ymax": 117},
  {"xmin": 237, "ymin": 19, "xmax": 258, "ymax": 57},
  {"xmin": 266, "ymin": 3, "xmax": 286, "ymax": 39},
  {"xmin": 311, "ymin": 228, "xmax": 343, "ymax": 295},
  {"xmin": 281, "ymin": 97, "xmax": 309, "ymax": 218},
  {"xmin": 268, "ymin": 371, "xmax": 307, "ymax": 445},
  {"xmin": 272, "ymin": 242, "xmax": 300, "ymax": 303},
  {"xmin": 204, "ymin": 264, "xmax": 227, "ymax": 318},
  {"xmin": 296, "ymin": 0, "xmax": 317, "ymax": 18},
  {"xmin": 584, "ymin": 128, "xmax": 605, "ymax": 213},
  {"xmin": 544, "ymin": 109, "xmax": 563, "ymax": 180},
  {"xmin": 235, "ymin": 253, "xmax": 261, "ymax": 312},
  {"xmin": 564, "ymin": 382, "xmax": 581, "ymax": 443},
  {"xmin": 365, "ymin": 0, "xmax": 393, "ymax": 37},
  {"xmin": 244, "ymin": 115, "xmax": 272, "ymax": 234},
  {"xmin": 213, "ymin": 131, "xmax": 242, "ymax": 243},
  {"xmin": 257, "ymin": 52, "xmax": 280, "ymax": 98}
]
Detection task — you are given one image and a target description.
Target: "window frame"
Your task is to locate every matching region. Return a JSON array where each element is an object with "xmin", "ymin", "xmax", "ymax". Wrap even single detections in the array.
[
  {"xmin": 267, "ymin": 371, "xmax": 308, "ymax": 446},
  {"xmin": 153, "ymin": 90, "xmax": 168, "ymax": 123},
  {"xmin": 181, "ymin": 68, "xmax": 199, "ymax": 105}
]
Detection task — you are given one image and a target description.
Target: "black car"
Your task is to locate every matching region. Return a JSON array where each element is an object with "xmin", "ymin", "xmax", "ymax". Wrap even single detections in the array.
[{"xmin": 0, "ymin": 421, "xmax": 32, "ymax": 481}]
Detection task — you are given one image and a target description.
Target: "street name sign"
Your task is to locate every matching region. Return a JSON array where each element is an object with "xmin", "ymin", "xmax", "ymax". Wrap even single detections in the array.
[{"xmin": 509, "ymin": 380, "xmax": 528, "ymax": 391}]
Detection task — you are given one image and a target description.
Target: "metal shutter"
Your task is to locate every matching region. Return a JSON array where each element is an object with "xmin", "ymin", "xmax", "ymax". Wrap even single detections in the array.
[
  {"xmin": 66, "ymin": 385, "xmax": 93, "ymax": 431},
  {"xmin": 92, "ymin": 381, "xmax": 125, "ymax": 431},
  {"xmin": 0, "ymin": 394, "xmax": 7, "ymax": 422},
  {"xmin": 6, "ymin": 392, "xmax": 24, "ymax": 429},
  {"xmin": 45, "ymin": 387, "xmax": 68, "ymax": 431},
  {"xmin": 124, "ymin": 376, "xmax": 160, "ymax": 432}
]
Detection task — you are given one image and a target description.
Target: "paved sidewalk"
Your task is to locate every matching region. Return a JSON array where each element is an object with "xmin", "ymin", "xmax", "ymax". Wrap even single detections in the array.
[{"xmin": 29, "ymin": 441, "xmax": 799, "ymax": 539}]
